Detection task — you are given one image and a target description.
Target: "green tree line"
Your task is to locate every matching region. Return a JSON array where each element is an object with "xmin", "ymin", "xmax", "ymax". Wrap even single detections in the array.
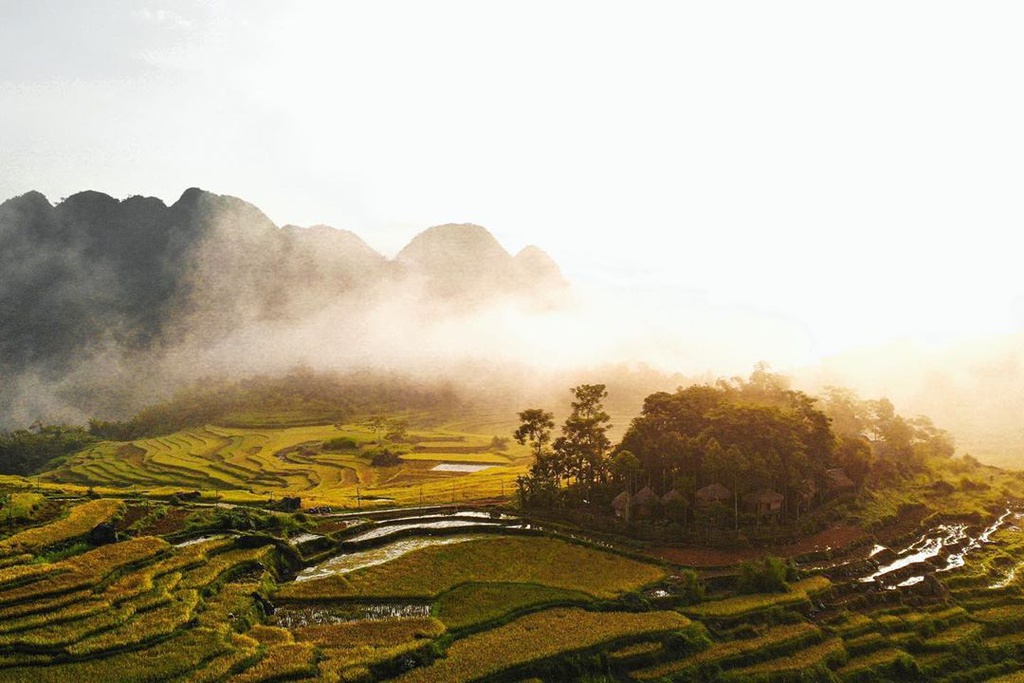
[{"xmin": 515, "ymin": 364, "xmax": 956, "ymax": 525}]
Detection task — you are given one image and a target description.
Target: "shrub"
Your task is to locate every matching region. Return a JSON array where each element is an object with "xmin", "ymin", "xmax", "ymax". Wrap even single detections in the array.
[
  {"xmin": 371, "ymin": 449, "xmax": 403, "ymax": 467},
  {"xmin": 676, "ymin": 569, "xmax": 706, "ymax": 605},
  {"xmin": 323, "ymin": 437, "xmax": 358, "ymax": 451},
  {"xmin": 737, "ymin": 556, "xmax": 791, "ymax": 594}
]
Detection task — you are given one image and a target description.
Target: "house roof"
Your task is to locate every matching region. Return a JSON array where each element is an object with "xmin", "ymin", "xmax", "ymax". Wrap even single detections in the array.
[
  {"xmin": 632, "ymin": 486, "xmax": 659, "ymax": 506},
  {"xmin": 695, "ymin": 482, "xmax": 732, "ymax": 501},
  {"xmin": 661, "ymin": 489, "xmax": 686, "ymax": 504},
  {"xmin": 611, "ymin": 491, "xmax": 631, "ymax": 510}
]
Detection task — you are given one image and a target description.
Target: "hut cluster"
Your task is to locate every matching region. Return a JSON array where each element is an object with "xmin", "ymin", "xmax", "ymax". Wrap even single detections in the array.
[{"xmin": 611, "ymin": 467, "xmax": 855, "ymax": 523}]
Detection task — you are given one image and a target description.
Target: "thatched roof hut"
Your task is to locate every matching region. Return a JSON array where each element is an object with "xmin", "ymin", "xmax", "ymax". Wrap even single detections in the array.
[
  {"xmin": 632, "ymin": 486, "xmax": 658, "ymax": 506},
  {"xmin": 661, "ymin": 488, "xmax": 687, "ymax": 521},
  {"xmin": 611, "ymin": 491, "xmax": 631, "ymax": 518},
  {"xmin": 743, "ymin": 489, "xmax": 784, "ymax": 514},
  {"xmin": 661, "ymin": 489, "xmax": 686, "ymax": 506},
  {"xmin": 695, "ymin": 482, "xmax": 732, "ymax": 507},
  {"xmin": 631, "ymin": 486, "xmax": 659, "ymax": 519}
]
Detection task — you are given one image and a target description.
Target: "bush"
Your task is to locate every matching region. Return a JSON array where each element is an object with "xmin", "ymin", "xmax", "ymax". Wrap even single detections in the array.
[
  {"xmin": 737, "ymin": 557, "xmax": 791, "ymax": 594},
  {"xmin": 664, "ymin": 623, "xmax": 712, "ymax": 656},
  {"xmin": 322, "ymin": 436, "xmax": 358, "ymax": 451},
  {"xmin": 370, "ymin": 449, "xmax": 403, "ymax": 467},
  {"xmin": 186, "ymin": 507, "xmax": 307, "ymax": 535}
]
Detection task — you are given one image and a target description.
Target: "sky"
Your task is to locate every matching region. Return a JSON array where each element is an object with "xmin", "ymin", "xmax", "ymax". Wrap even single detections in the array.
[{"xmin": 3, "ymin": 1, "xmax": 1024, "ymax": 373}]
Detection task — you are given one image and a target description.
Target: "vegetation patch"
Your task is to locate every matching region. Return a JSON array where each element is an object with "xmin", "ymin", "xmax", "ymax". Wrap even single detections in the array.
[
  {"xmin": 433, "ymin": 582, "xmax": 591, "ymax": 631},
  {"xmin": 729, "ymin": 637, "xmax": 847, "ymax": 677},
  {"xmin": 837, "ymin": 648, "xmax": 918, "ymax": 681},
  {"xmin": 229, "ymin": 642, "xmax": 318, "ymax": 683},
  {"xmin": 0, "ymin": 499, "xmax": 121, "ymax": 554},
  {"xmin": 631, "ymin": 622, "xmax": 821, "ymax": 680},
  {"xmin": 683, "ymin": 576, "xmax": 830, "ymax": 619},
  {"xmin": 390, "ymin": 607, "xmax": 690, "ymax": 683},
  {"xmin": 0, "ymin": 627, "xmax": 230, "ymax": 682}
]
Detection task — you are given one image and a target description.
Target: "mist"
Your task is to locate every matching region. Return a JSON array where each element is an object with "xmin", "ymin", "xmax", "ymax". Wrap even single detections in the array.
[
  {"xmin": 3, "ymin": 186, "xmax": 1024, "ymax": 467},
  {"xmin": 0, "ymin": 188, "xmax": 683, "ymax": 431}
]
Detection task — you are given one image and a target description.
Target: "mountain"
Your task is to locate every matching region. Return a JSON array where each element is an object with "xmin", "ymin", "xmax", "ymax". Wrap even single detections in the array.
[
  {"xmin": 0, "ymin": 188, "xmax": 568, "ymax": 427},
  {"xmin": 396, "ymin": 223, "xmax": 567, "ymax": 305}
]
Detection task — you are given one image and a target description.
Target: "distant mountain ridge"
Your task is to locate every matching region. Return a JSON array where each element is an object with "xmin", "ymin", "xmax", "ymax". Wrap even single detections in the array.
[{"xmin": 0, "ymin": 188, "xmax": 568, "ymax": 426}]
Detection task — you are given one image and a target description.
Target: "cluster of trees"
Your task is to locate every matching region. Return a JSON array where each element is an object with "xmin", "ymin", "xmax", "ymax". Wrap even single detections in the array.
[
  {"xmin": 514, "ymin": 384, "xmax": 613, "ymax": 508},
  {"xmin": 616, "ymin": 366, "xmax": 837, "ymax": 519},
  {"xmin": 0, "ymin": 424, "xmax": 95, "ymax": 476},
  {"xmin": 515, "ymin": 365, "xmax": 957, "ymax": 525},
  {"xmin": 87, "ymin": 369, "xmax": 463, "ymax": 440},
  {"xmin": 819, "ymin": 387, "xmax": 955, "ymax": 483}
]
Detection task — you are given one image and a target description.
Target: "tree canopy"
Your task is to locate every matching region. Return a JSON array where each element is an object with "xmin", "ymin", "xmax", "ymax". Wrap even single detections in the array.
[{"xmin": 513, "ymin": 365, "xmax": 955, "ymax": 529}]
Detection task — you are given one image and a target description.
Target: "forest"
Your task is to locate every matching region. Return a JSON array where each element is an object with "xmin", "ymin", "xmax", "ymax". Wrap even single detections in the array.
[{"xmin": 514, "ymin": 365, "xmax": 957, "ymax": 533}]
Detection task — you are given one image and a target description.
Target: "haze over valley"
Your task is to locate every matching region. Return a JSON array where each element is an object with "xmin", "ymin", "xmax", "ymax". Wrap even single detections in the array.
[
  {"xmin": 1, "ymin": 183, "xmax": 1022, "ymax": 466},
  {"xmin": 7, "ymin": 5, "xmax": 1024, "ymax": 683}
]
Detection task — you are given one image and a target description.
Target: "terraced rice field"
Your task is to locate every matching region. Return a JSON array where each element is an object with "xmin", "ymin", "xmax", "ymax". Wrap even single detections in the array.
[
  {"xmin": 276, "ymin": 535, "xmax": 668, "ymax": 600},
  {"xmin": 5, "ymin": 483, "xmax": 1024, "ymax": 681},
  {"xmin": 0, "ymin": 495, "xmax": 699, "ymax": 682},
  {"xmin": 41, "ymin": 423, "xmax": 533, "ymax": 509},
  {"xmin": 0, "ymin": 502, "xmax": 277, "ymax": 681}
]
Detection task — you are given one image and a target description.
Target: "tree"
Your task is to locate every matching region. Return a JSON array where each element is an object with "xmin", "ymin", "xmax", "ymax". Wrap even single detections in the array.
[
  {"xmin": 553, "ymin": 384, "xmax": 612, "ymax": 497},
  {"xmin": 820, "ymin": 386, "xmax": 870, "ymax": 438},
  {"xmin": 618, "ymin": 368, "xmax": 839, "ymax": 524},
  {"xmin": 610, "ymin": 450, "xmax": 640, "ymax": 494},
  {"xmin": 385, "ymin": 418, "xmax": 409, "ymax": 443},
  {"xmin": 514, "ymin": 408, "xmax": 558, "ymax": 508},
  {"xmin": 514, "ymin": 409, "xmax": 555, "ymax": 460},
  {"xmin": 364, "ymin": 414, "xmax": 389, "ymax": 445},
  {"xmin": 835, "ymin": 434, "xmax": 872, "ymax": 489}
]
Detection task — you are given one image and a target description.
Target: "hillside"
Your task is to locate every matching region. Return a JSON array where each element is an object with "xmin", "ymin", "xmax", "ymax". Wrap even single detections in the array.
[
  {"xmin": 0, "ymin": 369, "xmax": 1023, "ymax": 680},
  {"xmin": 1, "ymin": 441, "xmax": 1024, "ymax": 681}
]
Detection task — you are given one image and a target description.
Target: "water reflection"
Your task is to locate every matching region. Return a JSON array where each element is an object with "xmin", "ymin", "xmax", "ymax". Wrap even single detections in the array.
[
  {"xmin": 861, "ymin": 508, "xmax": 1013, "ymax": 585},
  {"xmin": 274, "ymin": 602, "xmax": 431, "ymax": 627},
  {"xmin": 295, "ymin": 534, "xmax": 484, "ymax": 582},
  {"xmin": 345, "ymin": 518, "xmax": 507, "ymax": 543}
]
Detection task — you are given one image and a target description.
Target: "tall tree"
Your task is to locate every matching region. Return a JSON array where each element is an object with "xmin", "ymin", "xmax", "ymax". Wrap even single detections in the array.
[
  {"xmin": 513, "ymin": 408, "xmax": 558, "ymax": 508},
  {"xmin": 514, "ymin": 408, "xmax": 555, "ymax": 460},
  {"xmin": 553, "ymin": 384, "xmax": 612, "ymax": 496}
]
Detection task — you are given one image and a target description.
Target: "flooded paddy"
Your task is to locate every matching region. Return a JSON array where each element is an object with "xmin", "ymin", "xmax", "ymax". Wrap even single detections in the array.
[
  {"xmin": 431, "ymin": 463, "xmax": 496, "ymax": 473},
  {"xmin": 344, "ymin": 517, "xmax": 509, "ymax": 543},
  {"xmin": 274, "ymin": 602, "xmax": 431, "ymax": 627},
  {"xmin": 288, "ymin": 532, "xmax": 325, "ymax": 545},
  {"xmin": 173, "ymin": 534, "xmax": 228, "ymax": 547},
  {"xmin": 857, "ymin": 508, "xmax": 1015, "ymax": 588},
  {"xmin": 295, "ymin": 534, "xmax": 484, "ymax": 582}
]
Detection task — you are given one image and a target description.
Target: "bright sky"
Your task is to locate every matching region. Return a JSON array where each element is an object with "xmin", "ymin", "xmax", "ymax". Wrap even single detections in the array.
[{"xmin": 3, "ymin": 2, "xmax": 1023, "ymax": 371}]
